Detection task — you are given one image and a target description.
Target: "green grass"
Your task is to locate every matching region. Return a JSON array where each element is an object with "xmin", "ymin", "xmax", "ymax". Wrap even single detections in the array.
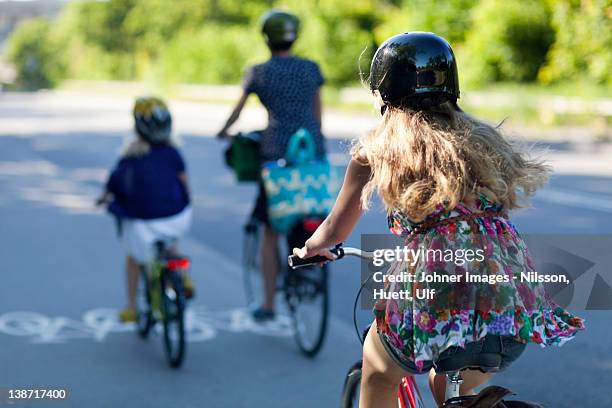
[
  {"xmin": 321, "ymin": 82, "xmax": 612, "ymax": 128},
  {"xmin": 468, "ymin": 82, "xmax": 612, "ymax": 100},
  {"xmin": 57, "ymin": 79, "xmax": 611, "ymax": 129}
]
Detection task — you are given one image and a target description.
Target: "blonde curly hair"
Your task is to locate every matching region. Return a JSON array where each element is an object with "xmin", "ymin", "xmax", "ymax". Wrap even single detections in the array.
[{"xmin": 352, "ymin": 102, "xmax": 551, "ymax": 221}]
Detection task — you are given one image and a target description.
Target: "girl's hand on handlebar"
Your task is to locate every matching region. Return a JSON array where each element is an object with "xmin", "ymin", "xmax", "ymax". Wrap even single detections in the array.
[{"xmin": 292, "ymin": 245, "xmax": 337, "ymax": 266}]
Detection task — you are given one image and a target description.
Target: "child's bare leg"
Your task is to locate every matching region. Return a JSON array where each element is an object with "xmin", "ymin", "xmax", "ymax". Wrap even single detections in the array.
[
  {"xmin": 126, "ymin": 255, "xmax": 140, "ymax": 311},
  {"xmin": 360, "ymin": 323, "xmax": 411, "ymax": 408},
  {"xmin": 428, "ymin": 368, "xmax": 494, "ymax": 406}
]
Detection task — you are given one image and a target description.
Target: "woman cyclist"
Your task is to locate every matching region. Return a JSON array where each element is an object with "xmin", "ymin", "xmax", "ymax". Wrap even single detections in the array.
[
  {"xmin": 98, "ymin": 97, "xmax": 192, "ymax": 323},
  {"xmin": 293, "ymin": 32, "xmax": 584, "ymax": 406},
  {"xmin": 218, "ymin": 10, "xmax": 326, "ymax": 321}
]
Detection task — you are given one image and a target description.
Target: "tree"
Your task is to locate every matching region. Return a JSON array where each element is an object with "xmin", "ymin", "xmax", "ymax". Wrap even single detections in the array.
[
  {"xmin": 461, "ymin": 0, "xmax": 554, "ymax": 85},
  {"xmin": 7, "ymin": 17, "xmax": 65, "ymax": 89},
  {"xmin": 539, "ymin": 0, "xmax": 612, "ymax": 86}
]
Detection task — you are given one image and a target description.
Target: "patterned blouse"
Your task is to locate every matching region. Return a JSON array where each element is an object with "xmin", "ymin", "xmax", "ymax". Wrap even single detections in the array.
[
  {"xmin": 375, "ymin": 194, "xmax": 585, "ymax": 371},
  {"xmin": 243, "ymin": 56, "xmax": 325, "ymax": 161}
]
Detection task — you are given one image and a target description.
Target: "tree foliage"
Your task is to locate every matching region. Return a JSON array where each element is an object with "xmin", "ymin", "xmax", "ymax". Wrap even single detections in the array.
[
  {"xmin": 5, "ymin": 0, "xmax": 611, "ymax": 89},
  {"xmin": 6, "ymin": 17, "xmax": 66, "ymax": 89},
  {"xmin": 539, "ymin": 0, "xmax": 612, "ymax": 86},
  {"xmin": 460, "ymin": 0, "xmax": 555, "ymax": 85}
]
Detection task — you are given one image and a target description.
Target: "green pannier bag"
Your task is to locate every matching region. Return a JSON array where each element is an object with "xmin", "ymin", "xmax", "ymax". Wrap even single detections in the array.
[{"xmin": 224, "ymin": 131, "xmax": 261, "ymax": 182}]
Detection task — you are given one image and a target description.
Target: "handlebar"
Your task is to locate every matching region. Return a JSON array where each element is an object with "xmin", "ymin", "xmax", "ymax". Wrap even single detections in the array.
[{"xmin": 287, "ymin": 246, "xmax": 374, "ymax": 269}]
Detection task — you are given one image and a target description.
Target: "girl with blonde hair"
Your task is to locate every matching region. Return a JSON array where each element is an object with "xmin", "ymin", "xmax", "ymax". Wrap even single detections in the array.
[{"xmin": 293, "ymin": 32, "xmax": 584, "ymax": 406}]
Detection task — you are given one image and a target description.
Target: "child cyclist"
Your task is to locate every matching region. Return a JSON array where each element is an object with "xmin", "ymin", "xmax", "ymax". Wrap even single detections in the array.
[
  {"xmin": 98, "ymin": 97, "xmax": 192, "ymax": 323},
  {"xmin": 218, "ymin": 10, "xmax": 326, "ymax": 321},
  {"xmin": 293, "ymin": 32, "xmax": 584, "ymax": 406}
]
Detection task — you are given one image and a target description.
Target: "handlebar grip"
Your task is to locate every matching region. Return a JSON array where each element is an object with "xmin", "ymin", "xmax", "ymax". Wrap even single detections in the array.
[{"xmin": 288, "ymin": 247, "xmax": 344, "ymax": 269}]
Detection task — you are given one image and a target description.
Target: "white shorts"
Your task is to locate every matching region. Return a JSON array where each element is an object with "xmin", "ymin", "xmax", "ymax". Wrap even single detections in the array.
[{"xmin": 122, "ymin": 206, "xmax": 192, "ymax": 263}]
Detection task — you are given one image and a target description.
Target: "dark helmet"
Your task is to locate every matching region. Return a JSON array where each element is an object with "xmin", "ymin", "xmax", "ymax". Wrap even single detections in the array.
[
  {"xmin": 370, "ymin": 32, "xmax": 459, "ymax": 110},
  {"xmin": 261, "ymin": 10, "xmax": 299, "ymax": 49},
  {"xmin": 133, "ymin": 97, "xmax": 172, "ymax": 144}
]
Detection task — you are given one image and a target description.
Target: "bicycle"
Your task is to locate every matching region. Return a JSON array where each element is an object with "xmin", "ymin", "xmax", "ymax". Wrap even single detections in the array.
[
  {"xmin": 288, "ymin": 246, "xmax": 544, "ymax": 408},
  {"xmin": 243, "ymin": 216, "xmax": 329, "ymax": 358},
  {"xmin": 224, "ymin": 130, "xmax": 330, "ymax": 358},
  {"xmin": 136, "ymin": 240, "xmax": 191, "ymax": 369}
]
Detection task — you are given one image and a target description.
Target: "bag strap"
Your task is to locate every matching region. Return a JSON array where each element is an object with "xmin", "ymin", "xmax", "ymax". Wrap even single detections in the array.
[{"xmin": 285, "ymin": 128, "xmax": 316, "ymax": 165}]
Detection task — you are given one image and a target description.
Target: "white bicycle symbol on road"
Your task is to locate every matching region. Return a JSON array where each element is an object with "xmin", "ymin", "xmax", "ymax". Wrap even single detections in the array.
[{"xmin": 0, "ymin": 306, "xmax": 293, "ymax": 344}]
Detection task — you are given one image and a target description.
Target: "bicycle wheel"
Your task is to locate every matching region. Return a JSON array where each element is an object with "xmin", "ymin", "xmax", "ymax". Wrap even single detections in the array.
[
  {"xmin": 340, "ymin": 361, "xmax": 362, "ymax": 408},
  {"xmin": 286, "ymin": 264, "xmax": 329, "ymax": 357},
  {"xmin": 136, "ymin": 266, "xmax": 153, "ymax": 339},
  {"xmin": 161, "ymin": 271, "xmax": 186, "ymax": 368},
  {"xmin": 242, "ymin": 219, "xmax": 263, "ymax": 308}
]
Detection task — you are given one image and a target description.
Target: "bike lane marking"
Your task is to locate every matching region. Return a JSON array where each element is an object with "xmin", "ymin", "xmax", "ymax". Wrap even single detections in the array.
[{"xmin": 0, "ymin": 307, "xmax": 293, "ymax": 345}]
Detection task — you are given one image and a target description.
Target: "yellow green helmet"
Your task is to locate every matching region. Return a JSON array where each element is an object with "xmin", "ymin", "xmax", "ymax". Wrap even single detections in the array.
[{"xmin": 133, "ymin": 97, "xmax": 172, "ymax": 144}]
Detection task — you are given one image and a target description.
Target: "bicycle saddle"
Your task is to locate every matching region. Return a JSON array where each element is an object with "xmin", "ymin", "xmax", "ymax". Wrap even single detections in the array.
[
  {"xmin": 434, "ymin": 351, "xmax": 503, "ymax": 374},
  {"xmin": 442, "ymin": 386, "xmax": 544, "ymax": 408}
]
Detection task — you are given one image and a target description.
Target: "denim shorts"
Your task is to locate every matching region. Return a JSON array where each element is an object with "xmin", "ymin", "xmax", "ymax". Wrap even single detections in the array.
[{"xmin": 378, "ymin": 331, "xmax": 526, "ymax": 375}]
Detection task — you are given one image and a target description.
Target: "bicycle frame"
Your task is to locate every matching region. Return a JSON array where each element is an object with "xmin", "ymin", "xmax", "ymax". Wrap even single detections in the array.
[
  {"xmin": 146, "ymin": 258, "xmax": 187, "ymax": 320},
  {"xmin": 398, "ymin": 376, "xmax": 425, "ymax": 408},
  {"xmin": 135, "ymin": 240, "xmax": 191, "ymax": 368}
]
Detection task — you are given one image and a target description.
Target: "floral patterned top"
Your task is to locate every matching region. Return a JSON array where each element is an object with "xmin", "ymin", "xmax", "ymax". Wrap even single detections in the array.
[{"xmin": 375, "ymin": 194, "xmax": 585, "ymax": 371}]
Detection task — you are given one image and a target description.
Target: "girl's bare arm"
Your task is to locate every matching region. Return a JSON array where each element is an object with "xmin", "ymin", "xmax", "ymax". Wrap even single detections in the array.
[{"xmin": 294, "ymin": 158, "xmax": 371, "ymax": 259}]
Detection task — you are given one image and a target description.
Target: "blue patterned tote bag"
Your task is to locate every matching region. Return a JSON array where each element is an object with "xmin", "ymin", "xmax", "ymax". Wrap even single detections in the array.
[{"xmin": 261, "ymin": 129, "xmax": 342, "ymax": 233}]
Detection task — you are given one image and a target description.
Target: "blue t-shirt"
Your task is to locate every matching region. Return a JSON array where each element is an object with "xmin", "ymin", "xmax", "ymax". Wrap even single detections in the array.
[
  {"xmin": 243, "ymin": 56, "xmax": 325, "ymax": 161},
  {"xmin": 106, "ymin": 144, "xmax": 189, "ymax": 220}
]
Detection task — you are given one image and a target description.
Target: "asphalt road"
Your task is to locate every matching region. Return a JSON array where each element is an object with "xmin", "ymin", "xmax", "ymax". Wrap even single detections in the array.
[{"xmin": 1, "ymin": 92, "xmax": 611, "ymax": 407}]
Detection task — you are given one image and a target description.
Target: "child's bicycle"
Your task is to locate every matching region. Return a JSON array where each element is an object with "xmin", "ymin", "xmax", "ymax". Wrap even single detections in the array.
[
  {"xmin": 288, "ymin": 246, "xmax": 544, "ymax": 408},
  {"xmin": 136, "ymin": 240, "xmax": 192, "ymax": 369}
]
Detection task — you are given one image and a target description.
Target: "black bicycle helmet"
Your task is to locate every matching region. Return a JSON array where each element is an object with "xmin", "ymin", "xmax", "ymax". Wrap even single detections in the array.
[
  {"xmin": 370, "ymin": 32, "xmax": 459, "ymax": 110},
  {"xmin": 261, "ymin": 10, "xmax": 299, "ymax": 50},
  {"xmin": 133, "ymin": 96, "xmax": 172, "ymax": 144}
]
